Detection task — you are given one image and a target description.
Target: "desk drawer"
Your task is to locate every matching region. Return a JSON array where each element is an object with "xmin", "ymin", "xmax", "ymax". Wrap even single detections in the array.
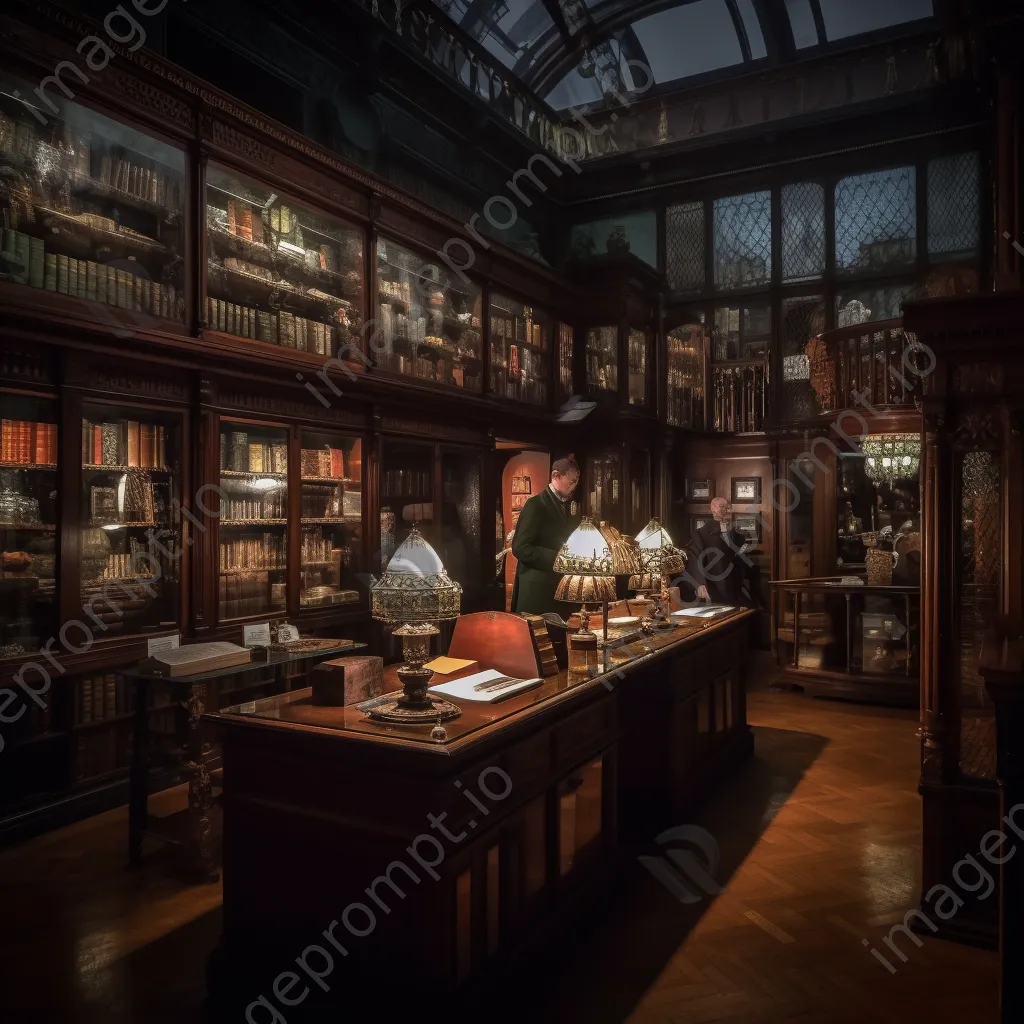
[{"xmin": 553, "ymin": 700, "xmax": 614, "ymax": 769}]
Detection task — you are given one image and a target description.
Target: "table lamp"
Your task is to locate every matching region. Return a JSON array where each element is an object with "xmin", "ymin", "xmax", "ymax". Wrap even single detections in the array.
[
  {"xmin": 554, "ymin": 517, "xmax": 617, "ymax": 676},
  {"xmin": 630, "ymin": 517, "xmax": 687, "ymax": 615},
  {"xmin": 370, "ymin": 525, "xmax": 462, "ymax": 724}
]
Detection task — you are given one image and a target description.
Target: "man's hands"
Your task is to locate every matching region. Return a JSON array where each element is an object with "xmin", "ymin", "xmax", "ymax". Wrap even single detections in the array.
[{"xmin": 696, "ymin": 585, "xmax": 710, "ymax": 601}]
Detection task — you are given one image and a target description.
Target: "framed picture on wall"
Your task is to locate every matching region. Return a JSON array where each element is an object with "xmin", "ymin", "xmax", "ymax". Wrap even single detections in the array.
[
  {"xmin": 511, "ymin": 494, "xmax": 528, "ymax": 510},
  {"xmin": 732, "ymin": 513, "xmax": 762, "ymax": 544},
  {"xmin": 511, "ymin": 474, "xmax": 532, "ymax": 495},
  {"xmin": 687, "ymin": 478, "xmax": 713, "ymax": 501},
  {"xmin": 690, "ymin": 514, "xmax": 713, "ymax": 537},
  {"xmin": 731, "ymin": 477, "xmax": 761, "ymax": 503}
]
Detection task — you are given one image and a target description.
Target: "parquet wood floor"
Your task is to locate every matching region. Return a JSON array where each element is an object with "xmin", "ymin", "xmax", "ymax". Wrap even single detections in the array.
[{"xmin": 0, "ymin": 653, "xmax": 999, "ymax": 1023}]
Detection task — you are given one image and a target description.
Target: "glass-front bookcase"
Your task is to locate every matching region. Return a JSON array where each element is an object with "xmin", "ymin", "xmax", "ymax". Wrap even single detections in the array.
[
  {"xmin": 584, "ymin": 452, "xmax": 623, "ymax": 524},
  {"xmin": 380, "ymin": 440, "xmax": 434, "ymax": 570},
  {"xmin": 489, "ymin": 294, "xmax": 550, "ymax": 405},
  {"xmin": 218, "ymin": 421, "xmax": 288, "ymax": 620},
  {"xmin": 81, "ymin": 402, "xmax": 182, "ymax": 633},
  {"xmin": 627, "ymin": 327, "xmax": 650, "ymax": 406},
  {"xmin": 439, "ymin": 448, "xmax": 482, "ymax": 608},
  {"xmin": 205, "ymin": 166, "xmax": 364, "ymax": 357},
  {"xmin": 0, "ymin": 68, "xmax": 186, "ymax": 321},
  {"xmin": 376, "ymin": 237, "xmax": 482, "ymax": 391},
  {"xmin": 0, "ymin": 392, "xmax": 58, "ymax": 660},
  {"xmin": 300, "ymin": 431, "xmax": 363, "ymax": 610},
  {"xmin": 586, "ymin": 326, "xmax": 618, "ymax": 394},
  {"xmin": 667, "ymin": 324, "xmax": 706, "ymax": 429},
  {"xmin": 557, "ymin": 322, "xmax": 574, "ymax": 402}
]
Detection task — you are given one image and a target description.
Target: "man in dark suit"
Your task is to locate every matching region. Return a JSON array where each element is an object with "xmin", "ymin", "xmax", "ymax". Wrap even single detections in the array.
[
  {"xmin": 688, "ymin": 496, "xmax": 759, "ymax": 606},
  {"xmin": 511, "ymin": 456, "xmax": 581, "ymax": 614}
]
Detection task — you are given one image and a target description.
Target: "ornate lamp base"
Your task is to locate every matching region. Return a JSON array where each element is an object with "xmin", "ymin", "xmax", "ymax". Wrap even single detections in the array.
[{"xmin": 367, "ymin": 622, "xmax": 462, "ymax": 725}]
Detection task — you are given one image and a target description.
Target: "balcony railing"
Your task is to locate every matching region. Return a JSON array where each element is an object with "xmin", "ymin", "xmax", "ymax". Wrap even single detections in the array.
[{"xmin": 808, "ymin": 318, "xmax": 926, "ymax": 416}]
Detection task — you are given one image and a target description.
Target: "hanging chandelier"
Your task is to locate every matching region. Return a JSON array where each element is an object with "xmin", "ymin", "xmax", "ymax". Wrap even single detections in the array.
[{"xmin": 861, "ymin": 434, "xmax": 921, "ymax": 485}]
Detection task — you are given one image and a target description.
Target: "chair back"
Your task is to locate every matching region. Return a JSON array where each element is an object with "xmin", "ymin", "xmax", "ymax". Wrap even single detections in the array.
[{"xmin": 448, "ymin": 611, "xmax": 543, "ymax": 679}]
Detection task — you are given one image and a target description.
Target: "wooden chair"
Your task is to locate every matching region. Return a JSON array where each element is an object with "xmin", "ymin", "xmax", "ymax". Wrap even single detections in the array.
[{"xmin": 448, "ymin": 611, "xmax": 546, "ymax": 679}]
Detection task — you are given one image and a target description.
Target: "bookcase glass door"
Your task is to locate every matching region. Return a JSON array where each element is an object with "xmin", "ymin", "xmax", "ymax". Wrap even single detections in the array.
[
  {"xmin": 81, "ymin": 403, "xmax": 182, "ymax": 634},
  {"xmin": 0, "ymin": 67, "xmax": 186, "ymax": 321},
  {"xmin": 627, "ymin": 328, "xmax": 649, "ymax": 406},
  {"xmin": 586, "ymin": 326, "xmax": 618, "ymax": 393},
  {"xmin": 557, "ymin": 323, "xmax": 574, "ymax": 403},
  {"xmin": 585, "ymin": 452, "xmax": 623, "ymax": 525},
  {"xmin": 376, "ymin": 236, "xmax": 483, "ymax": 391},
  {"xmin": 300, "ymin": 431, "xmax": 364, "ymax": 611},
  {"xmin": 667, "ymin": 324, "xmax": 706, "ymax": 429},
  {"xmin": 219, "ymin": 421, "xmax": 288, "ymax": 620},
  {"xmin": 205, "ymin": 165, "xmax": 364, "ymax": 357},
  {"xmin": 489, "ymin": 293, "xmax": 551, "ymax": 405},
  {"xmin": 0, "ymin": 392, "xmax": 58, "ymax": 660},
  {"xmin": 439, "ymin": 448, "xmax": 482, "ymax": 609},
  {"xmin": 380, "ymin": 441, "xmax": 434, "ymax": 571}
]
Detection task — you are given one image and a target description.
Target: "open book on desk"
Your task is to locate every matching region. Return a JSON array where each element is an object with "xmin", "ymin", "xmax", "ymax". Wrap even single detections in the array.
[
  {"xmin": 670, "ymin": 604, "xmax": 736, "ymax": 619},
  {"xmin": 428, "ymin": 669, "xmax": 542, "ymax": 703}
]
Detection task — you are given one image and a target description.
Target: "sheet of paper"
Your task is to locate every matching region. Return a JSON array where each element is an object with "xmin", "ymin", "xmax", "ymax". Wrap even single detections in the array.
[
  {"xmin": 428, "ymin": 669, "xmax": 543, "ymax": 703},
  {"xmin": 147, "ymin": 634, "xmax": 180, "ymax": 657},
  {"xmin": 671, "ymin": 604, "xmax": 735, "ymax": 618},
  {"xmin": 243, "ymin": 622, "xmax": 272, "ymax": 647}
]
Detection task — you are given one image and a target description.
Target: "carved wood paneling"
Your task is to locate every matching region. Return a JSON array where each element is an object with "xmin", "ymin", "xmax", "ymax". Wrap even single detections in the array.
[
  {"xmin": 953, "ymin": 410, "xmax": 1002, "ymax": 451},
  {"xmin": 0, "ymin": 343, "xmax": 55, "ymax": 387},
  {"xmin": 63, "ymin": 354, "xmax": 191, "ymax": 403},
  {"xmin": 379, "ymin": 415, "xmax": 484, "ymax": 445},
  {"xmin": 208, "ymin": 386, "xmax": 367, "ymax": 428},
  {"xmin": 953, "ymin": 364, "xmax": 1005, "ymax": 395}
]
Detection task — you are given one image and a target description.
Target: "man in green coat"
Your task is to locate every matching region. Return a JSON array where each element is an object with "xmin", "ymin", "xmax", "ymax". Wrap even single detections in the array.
[{"xmin": 511, "ymin": 456, "xmax": 581, "ymax": 615}]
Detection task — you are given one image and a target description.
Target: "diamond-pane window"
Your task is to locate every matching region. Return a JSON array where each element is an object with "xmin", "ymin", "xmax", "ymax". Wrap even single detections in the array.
[
  {"xmin": 666, "ymin": 201, "xmax": 705, "ymax": 293},
  {"xmin": 835, "ymin": 167, "xmax": 916, "ymax": 273},
  {"xmin": 713, "ymin": 191, "xmax": 772, "ymax": 290},
  {"xmin": 782, "ymin": 183, "xmax": 825, "ymax": 282},
  {"xmin": 928, "ymin": 152, "xmax": 980, "ymax": 262}
]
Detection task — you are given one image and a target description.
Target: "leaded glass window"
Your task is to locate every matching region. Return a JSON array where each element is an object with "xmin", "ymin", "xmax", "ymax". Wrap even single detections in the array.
[
  {"xmin": 713, "ymin": 191, "xmax": 772, "ymax": 290},
  {"xmin": 666, "ymin": 201, "xmax": 705, "ymax": 293},
  {"xmin": 835, "ymin": 167, "xmax": 916, "ymax": 273},
  {"xmin": 782, "ymin": 183, "xmax": 825, "ymax": 283},
  {"xmin": 780, "ymin": 296, "xmax": 825, "ymax": 421},
  {"xmin": 928, "ymin": 152, "xmax": 980, "ymax": 263},
  {"xmin": 836, "ymin": 285, "xmax": 913, "ymax": 326}
]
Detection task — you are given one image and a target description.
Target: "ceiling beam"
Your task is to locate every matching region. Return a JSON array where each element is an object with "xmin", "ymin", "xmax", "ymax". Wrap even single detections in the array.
[{"xmin": 538, "ymin": 0, "xmax": 574, "ymax": 42}]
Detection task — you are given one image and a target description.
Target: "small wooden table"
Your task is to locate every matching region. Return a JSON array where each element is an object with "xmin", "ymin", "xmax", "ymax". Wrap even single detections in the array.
[{"xmin": 121, "ymin": 642, "xmax": 365, "ymax": 882}]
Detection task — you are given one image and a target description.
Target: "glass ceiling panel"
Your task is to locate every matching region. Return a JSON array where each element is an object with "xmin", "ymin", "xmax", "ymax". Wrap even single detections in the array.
[
  {"xmin": 432, "ymin": 0, "xmax": 556, "ymax": 72},
  {"xmin": 631, "ymin": 0, "xmax": 743, "ymax": 85},
  {"xmin": 736, "ymin": 0, "xmax": 767, "ymax": 60},
  {"xmin": 785, "ymin": 0, "xmax": 820, "ymax": 49},
  {"xmin": 818, "ymin": 0, "xmax": 933, "ymax": 41},
  {"xmin": 546, "ymin": 66, "xmax": 606, "ymax": 110}
]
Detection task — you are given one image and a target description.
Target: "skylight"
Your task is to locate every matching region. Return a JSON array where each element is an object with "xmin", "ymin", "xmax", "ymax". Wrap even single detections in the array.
[
  {"xmin": 785, "ymin": 0, "xmax": 820, "ymax": 49},
  {"xmin": 818, "ymin": 0, "xmax": 933, "ymax": 41},
  {"xmin": 432, "ymin": 0, "xmax": 555, "ymax": 72},
  {"xmin": 631, "ymin": 0, "xmax": 744, "ymax": 85}
]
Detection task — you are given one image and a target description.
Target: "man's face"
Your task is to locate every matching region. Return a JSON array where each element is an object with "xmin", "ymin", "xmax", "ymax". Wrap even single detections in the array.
[
  {"xmin": 551, "ymin": 470, "xmax": 579, "ymax": 500},
  {"xmin": 710, "ymin": 497, "xmax": 732, "ymax": 522}
]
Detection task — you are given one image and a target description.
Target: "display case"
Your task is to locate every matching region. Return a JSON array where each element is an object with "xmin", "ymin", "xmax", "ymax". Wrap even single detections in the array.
[
  {"xmin": 205, "ymin": 165, "xmax": 363, "ymax": 356},
  {"xmin": 218, "ymin": 420, "xmax": 288, "ymax": 620},
  {"xmin": 299, "ymin": 431, "xmax": 364, "ymax": 611},
  {"xmin": 489, "ymin": 293, "xmax": 550, "ymax": 405},
  {"xmin": 585, "ymin": 451, "xmax": 623, "ymax": 524},
  {"xmin": 380, "ymin": 439, "xmax": 434, "ymax": 568},
  {"xmin": 771, "ymin": 577, "xmax": 919, "ymax": 705},
  {"xmin": 0, "ymin": 391, "xmax": 58, "ymax": 660},
  {"xmin": 439, "ymin": 448, "xmax": 482, "ymax": 606},
  {"xmin": 627, "ymin": 327, "xmax": 650, "ymax": 406},
  {"xmin": 709, "ymin": 303, "xmax": 769, "ymax": 433},
  {"xmin": 375, "ymin": 237, "xmax": 482, "ymax": 391},
  {"xmin": 80, "ymin": 402, "xmax": 182, "ymax": 633},
  {"xmin": 0, "ymin": 68, "xmax": 186, "ymax": 321},
  {"xmin": 557, "ymin": 322, "xmax": 574, "ymax": 402},
  {"xmin": 585, "ymin": 326, "xmax": 618, "ymax": 393},
  {"xmin": 666, "ymin": 323, "xmax": 707, "ymax": 429}
]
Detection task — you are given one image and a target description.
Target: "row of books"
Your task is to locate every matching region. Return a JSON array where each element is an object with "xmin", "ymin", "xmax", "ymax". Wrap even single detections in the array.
[
  {"xmin": 491, "ymin": 314, "xmax": 544, "ymax": 348},
  {"xmin": 219, "ymin": 572, "xmax": 286, "ymax": 620},
  {"xmin": 300, "ymin": 448, "xmax": 346, "ymax": 480},
  {"xmin": 220, "ymin": 533, "xmax": 287, "ymax": 570},
  {"xmin": 221, "ymin": 434, "xmax": 288, "ymax": 475},
  {"xmin": 74, "ymin": 673, "xmax": 137, "ymax": 725},
  {"xmin": 206, "ymin": 296, "xmax": 335, "ymax": 354},
  {"xmin": 223, "ymin": 493, "xmax": 286, "ymax": 521},
  {"xmin": 82, "ymin": 420, "xmax": 168, "ymax": 469},
  {"xmin": 92, "ymin": 151, "xmax": 183, "ymax": 210},
  {"xmin": 0, "ymin": 419, "xmax": 57, "ymax": 466},
  {"xmin": 1, "ymin": 229, "xmax": 180, "ymax": 318}
]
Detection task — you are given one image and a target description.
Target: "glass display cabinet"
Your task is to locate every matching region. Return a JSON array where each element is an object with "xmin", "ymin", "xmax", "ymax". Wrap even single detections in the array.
[
  {"xmin": 299, "ymin": 431, "xmax": 363, "ymax": 611},
  {"xmin": 375, "ymin": 237, "xmax": 482, "ymax": 391},
  {"xmin": 218, "ymin": 420, "xmax": 288, "ymax": 620},
  {"xmin": 380, "ymin": 440, "xmax": 433, "ymax": 569},
  {"xmin": 205, "ymin": 166, "xmax": 364, "ymax": 356},
  {"xmin": 439, "ymin": 448, "xmax": 482, "ymax": 607},
  {"xmin": 81, "ymin": 402, "xmax": 182, "ymax": 633},
  {"xmin": 666, "ymin": 323, "xmax": 707, "ymax": 429},
  {"xmin": 585, "ymin": 326, "xmax": 618, "ymax": 394},
  {"xmin": 489, "ymin": 293, "xmax": 550, "ymax": 405},
  {"xmin": 627, "ymin": 327, "xmax": 650, "ymax": 406},
  {"xmin": 0, "ymin": 68, "xmax": 186, "ymax": 322},
  {"xmin": 584, "ymin": 451, "xmax": 623, "ymax": 525},
  {"xmin": 0, "ymin": 392, "xmax": 58, "ymax": 660},
  {"xmin": 771, "ymin": 578, "xmax": 919, "ymax": 705},
  {"xmin": 710, "ymin": 303, "xmax": 769, "ymax": 433}
]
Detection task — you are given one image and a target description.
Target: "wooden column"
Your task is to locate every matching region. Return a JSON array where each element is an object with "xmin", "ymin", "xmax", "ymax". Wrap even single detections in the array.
[{"xmin": 980, "ymin": 625, "xmax": 1024, "ymax": 1024}]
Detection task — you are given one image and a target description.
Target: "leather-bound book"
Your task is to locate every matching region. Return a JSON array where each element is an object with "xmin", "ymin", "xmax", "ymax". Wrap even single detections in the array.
[
  {"xmin": 311, "ymin": 656, "xmax": 383, "ymax": 707},
  {"xmin": 238, "ymin": 205, "xmax": 253, "ymax": 241}
]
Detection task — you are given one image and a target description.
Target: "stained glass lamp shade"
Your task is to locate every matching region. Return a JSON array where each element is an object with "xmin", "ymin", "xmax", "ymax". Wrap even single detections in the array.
[
  {"xmin": 553, "ymin": 516, "xmax": 617, "ymax": 605},
  {"xmin": 629, "ymin": 517, "xmax": 687, "ymax": 602},
  {"xmin": 370, "ymin": 525, "xmax": 462, "ymax": 724}
]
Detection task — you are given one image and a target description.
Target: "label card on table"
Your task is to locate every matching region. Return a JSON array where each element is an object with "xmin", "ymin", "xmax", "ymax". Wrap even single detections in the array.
[
  {"xmin": 243, "ymin": 623, "xmax": 272, "ymax": 648},
  {"xmin": 276, "ymin": 623, "xmax": 299, "ymax": 643},
  {"xmin": 148, "ymin": 634, "xmax": 180, "ymax": 657}
]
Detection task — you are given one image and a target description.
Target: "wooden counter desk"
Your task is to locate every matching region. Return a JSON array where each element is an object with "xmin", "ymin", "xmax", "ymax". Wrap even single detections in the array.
[{"xmin": 206, "ymin": 609, "xmax": 755, "ymax": 1017}]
